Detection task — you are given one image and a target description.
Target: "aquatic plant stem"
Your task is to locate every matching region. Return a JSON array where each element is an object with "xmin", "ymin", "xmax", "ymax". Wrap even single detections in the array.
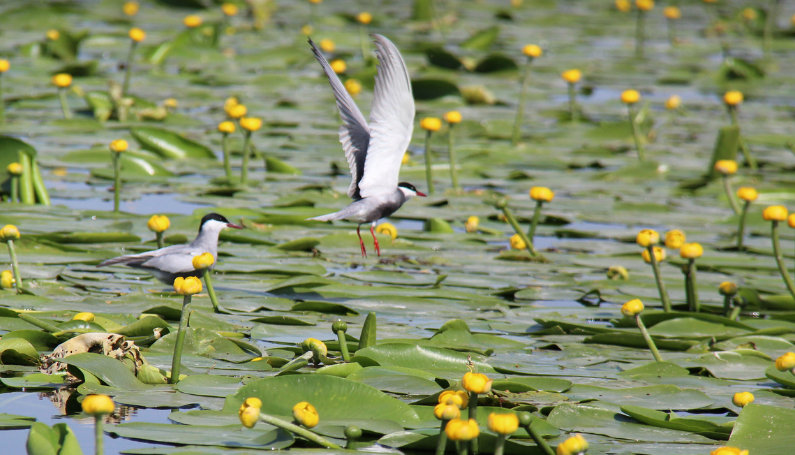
[
  {"xmin": 511, "ymin": 59, "xmax": 532, "ymax": 145},
  {"xmin": 494, "ymin": 434, "xmax": 507, "ymax": 455},
  {"xmin": 203, "ymin": 272, "xmax": 223, "ymax": 314},
  {"xmin": 635, "ymin": 314, "xmax": 663, "ymax": 362},
  {"xmin": 256, "ymin": 411, "xmax": 341, "ymax": 449},
  {"xmin": 112, "ymin": 151, "xmax": 121, "ymax": 212},
  {"xmin": 447, "ymin": 123, "xmax": 460, "ymax": 192},
  {"xmin": 240, "ymin": 131, "xmax": 252, "ymax": 185},
  {"xmin": 122, "ymin": 41, "xmax": 137, "ymax": 97},
  {"xmin": 635, "ymin": 10, "xmax": 646, "ymax": 59},
  {"xmin": 435, "ymin": 420, "xmax": 448, "ymax": 455},
  {"xmin": 527, "ymin": 200, "xmax": 543, "ymax": 241},
  {"xmin": 155, "ymin": 231, "xmax": 164, "ymax": 249},
  {"xmin": 6, "ymin": 239, "xmax": 22, "ymax": 294},
  {"xmin": 335, "ymin": 329, "xmax": 350, "ymax": 362},
  {"xmin": 721, "ymin": 175, "xmax": 740, "ymax": 215},
  {"xmin": 729, "ymin": 303, "xmax": 742, "ymax": 321},
  {"xmin": 424, "ymin": 130, "xmax": 435, "ymax": 195},
  {"xmin": 94, "ymin": 415, "xmax": 104, "ymax": 455},
  {"xmin": 523, "ymin": 418, "xmax": 555, "ymax": 455},
  {"xmin": 221, "ymin": 132, "xmax": 233, "ymax": 182},
  {"xmin": 646, "ymin": 245, "xmax": 672, "ymax": 312},
  {"xmin": 628, "ymin": 105, "xmax": 645, "ymax": 161},
  {"xmin": 567, "ymin": 82, "xmax": 578, "ymax": 123},
  {"xmin": 736, "ymin": 200, "xmax": 750, "ymax": 251},
  {"xmin": 169, "ymin": 295, "xmax": 191, "ymax": 384},
  {"xmin": 683, "ymin": 258, "xmax": 700, "ymax": 312},
  {"xmin": 498, "ymin": 201, "xmax": 537, "ymax": 256},
  {"xmin": 770, "ymin": 220, "xmax": 795, "ymax": 300},
  {"xmin": 468, "ymin": 391, "xmax": 479, "ymax": 455},
  {"xmin": 728, "ymin": 106, "xmax": 757, "ymax": 170},
  {"xmin": 722, "ymin": 294, "xmax": 733, "ymax": 318},
  {"xmin": 58, "ymin": 87, "xmax": 72, "ymax": 119}
]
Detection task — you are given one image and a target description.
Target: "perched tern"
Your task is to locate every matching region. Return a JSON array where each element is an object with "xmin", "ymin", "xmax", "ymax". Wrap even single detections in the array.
[
  {"xmin": 307, "ymin": 34, "xmax": 425, "ymax": 257},
  {"xmin": 97, "ymin": 213, "xmax": 242, "ymax": 284}
]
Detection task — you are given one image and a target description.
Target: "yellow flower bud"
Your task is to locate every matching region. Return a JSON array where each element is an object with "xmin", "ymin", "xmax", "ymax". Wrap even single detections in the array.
[
  {"xmin": 192, "ymin": 252, "xmax": 215, "ymax": 269},
  {"xmin": 664, "ymin": 229, "xmax": 685, "ymax": 249},
  {"xmin": 641, "ymin": 246, "xmax": 665, "ymax": 263},
  {"xmin": 1, "ymin": 224, "xmax": 21, "ymax": 240},
  {"xmin": 615, "ymin": 0, "xmax": 631, "ymax": 12},
  {"xmin": 679, "ymin": 242, "xmax": 703, "ymax": 259},
  {"xmin": 664, "ymin": 6, "xmax": 681, "ymax": 19},
  {"xmin": 218, "ymin": 121, "xmax": 236, "ymax": 134},
  {"xmin": 330, "ymin": 59, "xmax": 346, "ymax": 74},
  {"xmin": 356, "ymin": 12, "xmax": 372, "ymax": 25},
  {"xmin": 129, "ymin": 27, "xmax": 146, "ymax": 43},
  {"xmin": 46, "ymin": 29, "xmax": 60, "ymax": 41},
  {"xmin": 174, "ymin": 276, "xmax": 202, "ymax": 295},
  {"xmin": 301, "ymin": 337, "xmax": 328, "ymax": 357},
  {"xmin": 444, "ymin": 418, "xmax": 479, "ymax": 441},
  {"xmin": 7, "ymin": 162, "xmax": 22, "ymax": 175},
  {"xmin": 301, "ymin": 24, "xmax": 314, "ymax": 36},
  {"xmin": 224, "ymin": 96, "xmax": 239, "ymax": 110},
  {"xmin": 741, "ymin": 8, "xmax": 757, "ymax": 21},
  {"xmin": 239, "ymin": 117, "xmax": 263, "ymax": 132},
  {"xmin": 607, "ymin": 265, "xmax": 629, "ymax": 280},
  {"xmin": 318, "ymin": 39, "xmax": 335, "ymax": 53},
  {"xmin": 147, "ymin": 214, "xmax": 170, "ymax": 233},
  {"xmin": 420, "ymin": 117, "xmax": 442, "ymax": 132},
  {"xmin": 52, "ymin": 73, "xmax": 73, "ymax": 88},
  {"xmin": 221, "ymin": 3, "xmax": 239, "ymax": 16},
  {"xmin": 292, "ymin": 401, "xmax": 319, "ymax": 428},
  {"xmin": 73, "ymin": 312, "xmax": 95, "ymax": 322},
  {"xmin": 462, "ymin": 372, "xmax": 492, "ymax": 394},
  {"xmin": 1, "ymin": 270, "xmax": 15, "ymax": 289},
  {"xmin": 238, "ymin": 404, "xmax": 259, "ymax": 428},
  {"xmin": 522, "ymin": 44, "xmax": 542, "ymax": 58},
  {"xmin": 444, "ymin": 111, "xmax": 462, "ymax": 124},
  {"xmin": 81, "ymin": 394, "xmax": 115, "ymax": 415},
  {"xmin": 123, "ymin": 1, "xmax": 139, "ymax": 16},
  {"xmin": 375, "ymin": 222, "xmax": 397, "ymax": 240},
  {"xmin": 775, "ymin": 352, "xmax": 795, "ymax": 371},
  {"xmin": 711, "ymin": 447, "xmax": 749, "ymax": 455},
  {"xmin": 243, "ymin": 397, "xmax": 262, "ymax": 409},
  {"xmin": 434, "ymin": 403, "xmax": 461, "ymax": 421},
  {"xmin": 110, "ymin": 139, "xmax": 128, "ymax": 153},
  {"xmin": 164, "ymin": 98, "xmax": 178, "ymax": 108},
  {"xmin": 556, "ymin": 433, "xmax": 589, "ymax": 455},
  {"xmin": 724, "ymin": 90, "xmax": 743, "ymax": 107},
  {"xmin": 789, "ymin": 214, "xmax": 795, "ymax": 229},
  {"xmin": 184, "ymin": 15, "xmax": 203, "ymax": 28},
  {"xmin": 0, "ymin": 59, "xmax": 9, "ymax": 73},
  {"xmin": 736, "ymin": 187, "xmax": 758, "ymax": 202},
  {"xmin": 621, "ymin": 89, "xmax": 640, "ymax": 104},
  {"xmin": 510, "ymin": 233, "xmax": 526, "ymax": 250},
  {"xmin": 438, "ymin": 390, "xmax": 468, "ymax": 408},
  {"xmin": 465, "ymin": 216, "xmax": 479, "ymax": 233},
  {"xmin": 732, "ymin": 391, "xmax": 754, "ymax": 407},
  {"xmin": 488, "ymin": 412, "xmax": 519, "ymax": 435},
  {"xmin": 714, "ymin": 159, "xmax": 737, "ymax": 175},
  {"xmin": 529, "ymin": 186, "xmax": 554, "ymax": 202},
  {"xmin": 635, "ymin": 0, "xmax": 654, "ymax": 11},
  {"xmin": 561, "ymin": 69, "xmax": 581, "ymax": 84},
  {"xmin": 763, "ymin": 205, "xmax": 788, "ymax": 222},
  {"xmin": 665, "ymin": 95, "xmax": 681, "ymax": 110},
  {"xmin": 636, "ymin": 229, "xmax": 659, "ymax": 247},
  {"xmin": 718, "ymin": 281, "xmax": 737, "ymax": 296},
  {"xmin": 621, "ymin": 298, "xmax": 644, "ymax": 317},
  {"xmin": 345, "ymin": 79, "xmax": 362, "ymax": 96}
]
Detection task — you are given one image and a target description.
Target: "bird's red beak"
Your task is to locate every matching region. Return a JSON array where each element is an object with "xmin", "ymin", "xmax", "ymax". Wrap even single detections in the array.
[
  {"xmin": 227, "ymin": 223, "xmax": 244, "ymax": 229},
  {"xmin": 416, "ymin": 191, "xmax": 427, "ymax": 197}
]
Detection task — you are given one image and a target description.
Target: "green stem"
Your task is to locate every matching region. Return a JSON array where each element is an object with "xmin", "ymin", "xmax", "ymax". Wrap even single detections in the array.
[
  {"xmin": 447, "ymin": 124, "xmax": 459, "ymax": 192},
  {"xmin": 729, "ymin": 301, "xmax": 742, "ymax": 321},
  {"xmin": 646, "ymin": 245, "xmax": 672, "ymax": 312},
  {"xmin": 17, "ymin": 313, "xmax": 61, "ymax": 332},
  {"xmin": 31, "ymin": 160, "xmax": 50, "ymax": 205},
  {"xmin": 169, "ymin": 295, "xmax": 191, "ymax": 384},
  {"xmin": 156, "ymin": 231, "xmax": 164, "ymax": 249},
  {"xmin": 684, "ymin": 259, "xmax": 700, "ymax": 312},
  {"xmin": 527, "ymin": 200, "xmax": 543, "ymax": 240},
  {"xmin": 19, "ymin": 152, "xmax": 34, "ymax": 204},
  {"xmin": 256, "ymin": 411, "xmax": 341, "ymax": 449},
  {"xmin": 435, "ymin": 420, "xmax": 448, "ymax": 455},
  {"xmin": 771, "ymin": 221, "xmax": 795, "ymax": 300},
  {"xmin": 336, "ymin": 330, "xmax": 350, "ymax": 362},
  {"xmin": 721, "ymin": 175, "xmax": 740, "ymax": 215},
  {"xmin": 635, "ymin": 10, "xmax": 645, "ymax": 59},
  {"xmin": 494, "ymin": 434, "xmax": 506, "ymax": 455},
  {"xmin": 424, "ymin": 130, "xmax": 435, "ymax": 195},
  {"xmin": 636, "ymin": 314, "xmax": 663, "ymax": 362},
  {"xmin": 524, "ymin": 418, "xmax": 555, "ymax": 455},
  {"xmin": 221, "ymin": 133, "xmax": 233, "ymax": 183},
  {"xmin": 511, "ymin": 59, "xmax": 531, "ymax": 145},
  {"xmin": 10, "ymin": 175, "xmax": 18, "ymax": 202},
  {"xmin": 58, "ymin": 88, "xmax": 72, "ymax": 119},
  {"xmin": 456, "ymin": 441, "xmax": 468, "ymax": 455},
  {"xmin": 94, "ymin": 415, "xmax": 104, "ymax": 455},
  {"xmin": 203, "ymin": 271, "xmax": 223, "ymax": 314},
  {"xmin": 500, "ymin": 204, "xmax": 537, "ymax": 256},
  {"xmin": 468, "ymin": 391, "xmax": 478, "ymax": 455},
  {"xmin": 722, "ymin": 295, "xmax": 732, "ymax": 318},
  {"xmin": 277, "ymin": 351, "xmax": 312, "ymax": 374},
  {"xmin": 736, "ymin": 201, "xmax": 750, "ymax": 251},
  {"xmin": 240, "ymin": 131, "xmax": 252, "ymax": 185},
  {"xmin": 628, "ymin": 105, "xmax": 645, "ymax": 161},
  {"xmin": 567, "ymin": 83, "xmax": 578, "ymax": 123},
  {"xmin": 6, "ymin": 240, "xmax": 22, "ymax": 294},
  {"xmin": 112, "ymin": 151, "xmax": 121, "ymax": 212},
  {"xmin": 122, "ymin": 41, "xmax": 137, "ymax": 97}
]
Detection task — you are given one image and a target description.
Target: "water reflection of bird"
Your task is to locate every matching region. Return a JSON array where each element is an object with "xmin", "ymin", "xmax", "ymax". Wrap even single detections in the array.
[
  {"xmin": 97, "ymin": 213, "xmax": 242, "ymax": 283},
  {"xmin": 307, "ymin": 34, "xmax": 425, "ymax": 257}
]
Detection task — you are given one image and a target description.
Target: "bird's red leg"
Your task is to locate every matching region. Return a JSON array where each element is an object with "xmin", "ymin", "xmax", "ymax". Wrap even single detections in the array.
[
  {"xmin": 370, "ymin": 222, "xmax": 380, "ymax": 256},
  {"xmin": 357, "ymin": 224, "xmax": 367, "ymax": 257}
]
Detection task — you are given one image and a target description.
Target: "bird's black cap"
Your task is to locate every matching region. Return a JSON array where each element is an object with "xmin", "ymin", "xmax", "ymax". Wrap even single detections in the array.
[
  {"xmin": 199, "ymin": 213, "xmax": 231, "ymax": 232},
  {"xmin": 397, "ymin": 182, "xmax": 417, "ymax": 191}
]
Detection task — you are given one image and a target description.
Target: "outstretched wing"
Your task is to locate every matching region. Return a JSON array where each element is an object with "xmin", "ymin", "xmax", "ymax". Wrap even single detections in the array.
[
  {"xmin": 308, "ymin": 38, "xmax": 371, "ymax": 199},
  {"xmin": 357, "ymin": 34, "xmax": 415, "ymax": 199}
]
